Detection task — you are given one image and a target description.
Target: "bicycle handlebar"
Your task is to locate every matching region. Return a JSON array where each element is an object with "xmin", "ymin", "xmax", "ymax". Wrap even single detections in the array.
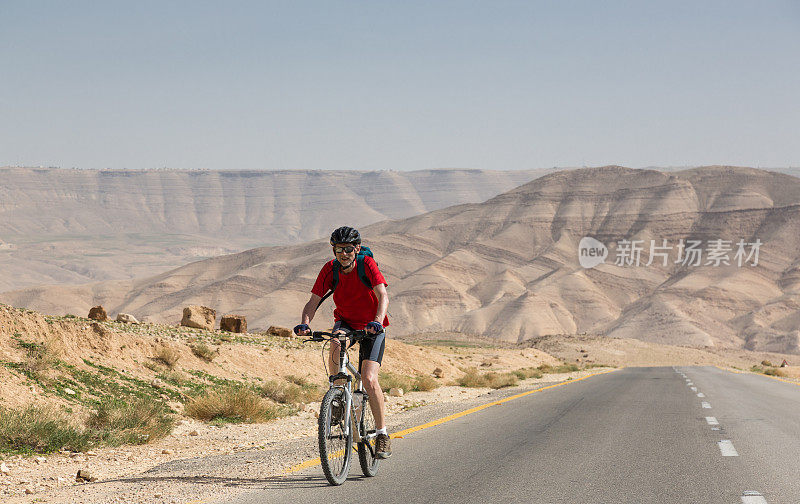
[{"xmin": 302, "ymin": 329, "xmax": 370, "ymax": 343}]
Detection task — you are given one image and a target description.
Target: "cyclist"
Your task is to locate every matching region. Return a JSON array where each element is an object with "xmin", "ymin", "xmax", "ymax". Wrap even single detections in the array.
[{"xmin": 294, "ymin": 226, "xmax": 392, "ymax": 459}]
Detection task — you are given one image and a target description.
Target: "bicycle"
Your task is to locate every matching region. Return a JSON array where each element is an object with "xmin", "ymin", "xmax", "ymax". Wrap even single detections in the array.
[{"xmin": 304, "ymin": 329, "xmax": 381, "ymax": 485}]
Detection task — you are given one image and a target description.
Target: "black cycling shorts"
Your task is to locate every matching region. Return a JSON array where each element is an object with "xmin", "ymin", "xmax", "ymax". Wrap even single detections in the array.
[{"xmin": 332, "ymin": 320, "xmax": 386, "ymax": 370}]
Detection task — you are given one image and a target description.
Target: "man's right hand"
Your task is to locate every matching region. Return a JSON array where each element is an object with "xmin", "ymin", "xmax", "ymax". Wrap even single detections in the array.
[{"xmin": 294, "ymin": 323, "xmax": 310, "ymax": 336}]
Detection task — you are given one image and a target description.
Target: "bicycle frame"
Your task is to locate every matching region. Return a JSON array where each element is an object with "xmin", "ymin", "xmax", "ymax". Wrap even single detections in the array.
[{"xmin": 327, "ymin": 332, "xmax": 375, "ymax": 445}]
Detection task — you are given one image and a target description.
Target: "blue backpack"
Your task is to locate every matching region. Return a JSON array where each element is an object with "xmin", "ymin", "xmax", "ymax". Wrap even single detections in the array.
[{"xmin": 316, "ymin": 246, "xmax": 375, "ymax": 308}]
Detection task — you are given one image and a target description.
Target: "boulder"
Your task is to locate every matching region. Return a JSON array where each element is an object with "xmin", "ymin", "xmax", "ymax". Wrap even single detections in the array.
[
  {"xmin": 220, "ymin": 315, "xmax": 247, "ymax": 333},
  {"xmin": 88, "ymin": 306, "xmax": 107, "ymax": 321},
  {"xmin": 75, "ymin": 469, "xmax": 96, "ymax": 482},
  {"xmin": 116, "ymin": 313, "xmax": 139, "ymax": 324},
  {"xmin": 388, "ymin": 387, "xmax": 404, "ymax": 397},
  {"xmin": 433, "ymin": 367, "xmax": 444, "ymax": 379},
  {"xmin": 181, "ymin": 305, "xmax": 216, "ymax": 330},
  {"xmin": 267, "ymin": 325, "xmax": 292, "ymax": 338}
]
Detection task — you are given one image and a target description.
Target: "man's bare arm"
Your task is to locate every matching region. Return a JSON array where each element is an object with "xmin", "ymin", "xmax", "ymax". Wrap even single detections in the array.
[
  {"xmin": 301, "ymin": 294, "xmax": 323, "ymax": 326},
  {"xmin": 373, "ymin": 283, "xmax": 388, "ymax": 323}
]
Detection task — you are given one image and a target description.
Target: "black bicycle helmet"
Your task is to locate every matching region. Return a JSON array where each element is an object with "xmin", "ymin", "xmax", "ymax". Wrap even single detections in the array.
[{"xmin": 330, "ymin": 226, "xmax": 361, "ymax": 245}]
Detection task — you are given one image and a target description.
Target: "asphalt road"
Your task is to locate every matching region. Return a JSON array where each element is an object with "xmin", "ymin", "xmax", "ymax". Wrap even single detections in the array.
[{"xmin": 226, "ymin": 367, "xmax": 800, "ymax": 504}]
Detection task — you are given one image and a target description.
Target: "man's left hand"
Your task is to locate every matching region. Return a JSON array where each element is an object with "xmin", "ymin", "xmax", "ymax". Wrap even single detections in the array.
[{"xmin": 366, "ymin": 321, "xmax": 383, "ymax": 334}]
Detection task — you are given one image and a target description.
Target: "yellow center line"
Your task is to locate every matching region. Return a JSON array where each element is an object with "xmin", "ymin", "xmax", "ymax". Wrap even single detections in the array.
[{"xmin": 286, "ymin": 368, "xmax": 620, "ymax": 473}]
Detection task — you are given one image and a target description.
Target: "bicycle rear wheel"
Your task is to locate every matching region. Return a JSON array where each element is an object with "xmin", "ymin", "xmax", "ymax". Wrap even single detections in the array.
[
  {"xmin": 357, "ymin": 393, "xmax": 380, "ymax": 477},
  {"xmin": 318, "ymin": 388, "xmax": 353, "ymax": 485}
]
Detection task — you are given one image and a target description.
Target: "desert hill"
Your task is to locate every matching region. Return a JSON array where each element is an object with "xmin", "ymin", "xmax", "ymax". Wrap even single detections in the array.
[
  {"xmin": 0, "ymin": 167, "xmax": 552, "ymax": 291},
  {"xmin": 2, "ymin": 166, "xmax": 799, "ymax": 353}
]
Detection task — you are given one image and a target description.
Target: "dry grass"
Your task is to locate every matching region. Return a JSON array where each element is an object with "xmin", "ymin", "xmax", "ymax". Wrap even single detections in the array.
[
  {"xmin": 190, "ymin": 342, "xmax": 217, "ymax": 362},
  {"xmin": 259, "ymin": 375, "xmax": 321, "ymax": 404},
  {"xmin": 457, "ymin": 367, "xmax": 519, "ymax": 389},
  {"xmin": 537, "ymin": 363, "xmax": 580, "ymax": 374},
  {"xmin": 0, "ymin": 405, "xmax": 91, "ymax": 454},
  {"xmin": 17, "ymin": 337, "xmax": 62, "ymax": 380},
  {"xmin": 154, "ymin": 344, "xmax": 180, "ymax": 369},
  {"xmin": 185, "ymin": 387, "xmax": 285, "ymax": 423},
  {"xmin": 378, "ymin": 371, "xmax": 441, "ymax": 393},
  {"xmin": 86, "ymin": 398, "xmax": 174, "ymax": 446}
]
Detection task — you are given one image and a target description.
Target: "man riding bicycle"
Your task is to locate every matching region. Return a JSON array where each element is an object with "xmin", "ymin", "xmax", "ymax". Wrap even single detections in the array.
[{"xmin": 294, "ymin": 226, "xmax": 392, "ymax": 459}]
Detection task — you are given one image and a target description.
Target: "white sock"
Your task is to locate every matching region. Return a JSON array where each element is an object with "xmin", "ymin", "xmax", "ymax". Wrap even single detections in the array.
[{"xmin": 376, "ymin": 427, "xmax": 387, "ymax": 436}]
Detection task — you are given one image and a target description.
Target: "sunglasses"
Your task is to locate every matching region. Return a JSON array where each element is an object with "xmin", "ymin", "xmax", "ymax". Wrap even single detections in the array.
[{"xmin": 333, "ymin": 246, "xmax": 356, "ymax": 254}]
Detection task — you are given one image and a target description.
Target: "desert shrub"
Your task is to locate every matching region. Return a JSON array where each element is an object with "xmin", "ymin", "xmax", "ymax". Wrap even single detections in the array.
[
  {"xmin": 483, "ymin": 371, "xmax": 519, "ymax": 389},
  {"xmin": 0, "ymin": 406, "xmax": 91, "ymax": 454},
  {"xmin": 17, "ymin": 337, "xmax": 62, "ymax": 379},
  {"xmin": 86, "ymin": 398, "xmax": 174, "ymax": 446},
  {"xmin": 412, "ymin": 374, "xmax": 439, "ymax": 392},
  {"xmin": 154, "ymin": 344, "xmax": 180, "ymax": 369},
  {"xmin": 457, "ymin": 368, "xmax": 519, "ymax": 389},
  {"xmin": 512, "ymin": 368, "xmax": 544, "ymax": 380},
  {"xmin": 764, "ymin": 367, "xmax": 787, "ymax": 377},
  {"xmin": 185, "ymin": 387, "xmax": 284, "ymax": 423},
  {"xmin": 538, "ymin": 363, "xmax": 579, "ymax": 374},
  {"xmin": 761, "ymin": 360, "xmax": 773, "ymax": 367},
  {"xmin": 190, "ymin": 342, "xmax": 217, "ymax": 362},
  {"xmin": 143, "ymin": 360, "xmax": 161, "ymax": 372},
  {"xmin": 259, "ymin": 375, "xmax": 321, "ymax": 404}
]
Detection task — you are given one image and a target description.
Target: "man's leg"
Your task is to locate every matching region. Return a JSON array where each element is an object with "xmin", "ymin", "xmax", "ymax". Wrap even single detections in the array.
[
  {"xmin": 361, "ymin": 359, "xmax": 391, "ymax": 458},
  {"xmin": 360, "ymin": 359, "xmax": 386, "ymax": 429}
]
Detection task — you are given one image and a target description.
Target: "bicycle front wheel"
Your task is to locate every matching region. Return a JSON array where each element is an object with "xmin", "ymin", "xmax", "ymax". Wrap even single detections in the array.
[
  {"xmin": 318, "ymin": 388, "xmax": 353, "ymax": 485},
  {"xmin": 357, "ymin": 393, "xmax": 380, "ymax": 477}
]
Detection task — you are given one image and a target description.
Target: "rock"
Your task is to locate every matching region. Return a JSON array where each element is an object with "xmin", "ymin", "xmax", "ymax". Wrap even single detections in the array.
[
  {"xmin": 0, "ymin": 462, "xmax": 8, "ymax": 474},
  {"xmin": 151, "ymin": 378, "xmax": 164, "ymax": 389},
  {"xmin": 34, "ymin": 457, "xmax": 46, "ymax": 465},
  {"xmin": 116, "ymin": 313, "xmax": 139, "ymax": 324},
  {"xmin": 582, "ymin": 353, "xmax": 589, "ymax": 358},
  {"xmin": 86, "ymin": 451, "xmax": 97, "ymax": 457},
  {"xmin": 181, "ymin": 305, "xmax": 216, "ymax": 330},
  {"xmin": 389, "ymin": 387, "xmax": 404, "ymax": 397},
  {"xmin": 57, "ymin": 477, "xmax": 66, "ymax": 485},
  {"xmin": 220, "ymin": 314, "xmax": 247, "ymax": 333},
  {"xmin": 267, "ymin": 325, "xmax": 292, "ymax": 338},
  {"xmin": 189, "ymin": 430, "xmax": 199, "ymax": 436},
  {"xmin": 64, "ymin": 388, "xmax": 76, "ymax": 395},
  {"xmin": 480, "ymin": 360, "xmax": 492, "ymax": 367},
  {"xmin": 88, "ymin": 306, "xmax": 107, "ymax": 321},
  {"xmin": 161, "ymin": 449, "xmax": 174, "ymax": 455},
  {"xmin": 75, "ymin": 469, "xmax": 96, "ymax": 482},
  {"xmin": 433, "ymin": 367, "xmax": 444, "ymax": 379},
  {"xmin": 154, "ymin": 493, "xmax": 163, "ymax": 498},
  {"xmin": 25, "ymin": 487, "xmax": 34, "ymax": 494}
]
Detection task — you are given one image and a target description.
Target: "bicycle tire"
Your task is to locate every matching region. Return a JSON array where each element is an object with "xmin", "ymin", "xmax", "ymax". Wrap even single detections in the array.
[
  {"xmin": 357, "ymin": 393, "xmax": 380, "ymax": 477},
  {"xmin": 318, "ymin": 388, "xmax": 353, "ymax": 485}
]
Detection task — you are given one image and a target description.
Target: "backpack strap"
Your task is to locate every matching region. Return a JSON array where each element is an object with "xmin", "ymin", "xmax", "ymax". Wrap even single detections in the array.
[
  {"xmin": 316, "ymin": 260, "xmax": 341, "ymax": 309},
  {"xmin": 356, "ymin": 255, "xmax": 372, "ymax": 290}
]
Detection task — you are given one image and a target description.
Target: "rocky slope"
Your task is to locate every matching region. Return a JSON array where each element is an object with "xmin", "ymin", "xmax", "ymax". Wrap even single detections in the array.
[
  {"xmin": 0, "ymin": 167, "xmax": 552, "ymax": 290},
  {"xmin": 2, "ymin": 166, "xmax": 799, "ymax": 352}
]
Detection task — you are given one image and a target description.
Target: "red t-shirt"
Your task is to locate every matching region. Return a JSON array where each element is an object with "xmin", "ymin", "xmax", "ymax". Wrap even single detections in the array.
[{"xmin": 311, "ymin": 256, "xmax": 389, "ymax": 330}]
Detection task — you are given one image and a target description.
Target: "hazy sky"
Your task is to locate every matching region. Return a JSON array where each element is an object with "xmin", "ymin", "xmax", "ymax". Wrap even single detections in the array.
[{"xmin": 1, "ymin": 1, "xmax": 798, "ymax": 171}]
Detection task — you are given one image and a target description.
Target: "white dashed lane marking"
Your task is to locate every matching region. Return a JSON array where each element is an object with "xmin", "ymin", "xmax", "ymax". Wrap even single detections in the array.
[
  {"xmin": 741, "ymin": 491, "xmax": 768, "ymax": 503},
  {"xmin": 718, "ymin": 440, "xmax": 739, "ymax": 456},
  {"xmin": 691, "ymin": 386, "xmax": 697, "ymax": 391},
  {"xmin": 702, "ymin": 402, "xmax": 711, "ymax": 408},
  {"xmin": 697, "ymin": 392, "xmax": 705, "ymax": 398},
  {"xmin": 705, "ymin": 417, "xmax": 719, "ymax": 425}
]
